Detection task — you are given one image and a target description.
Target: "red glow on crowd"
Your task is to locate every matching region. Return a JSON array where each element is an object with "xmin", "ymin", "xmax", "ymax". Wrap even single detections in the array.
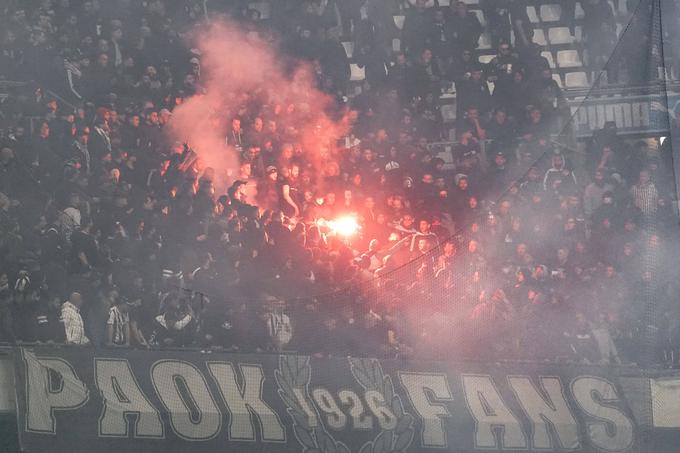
[{"xmin": 166, "ymin": 19, "xmax": 349, "ymax": 193}]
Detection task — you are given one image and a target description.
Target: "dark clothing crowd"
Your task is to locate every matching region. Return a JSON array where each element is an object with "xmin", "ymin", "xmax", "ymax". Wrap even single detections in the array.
[{"xmin": 0, "ymin": 0, "xmax": 678, "ymax": 367}]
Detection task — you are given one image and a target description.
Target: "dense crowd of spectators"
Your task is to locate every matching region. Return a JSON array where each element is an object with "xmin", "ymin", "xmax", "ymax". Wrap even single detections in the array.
[{"xmin": 0, "ymin": 0, "xmax": 678, "ymax": 367}]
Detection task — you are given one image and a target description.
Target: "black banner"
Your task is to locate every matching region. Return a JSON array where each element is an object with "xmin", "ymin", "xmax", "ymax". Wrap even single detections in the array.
[{"xmin": 12, "ymin": 346, "xmax": 680, "ymax": 452}]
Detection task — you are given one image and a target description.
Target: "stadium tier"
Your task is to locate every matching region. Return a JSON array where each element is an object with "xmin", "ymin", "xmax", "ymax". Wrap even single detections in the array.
[{"xmin": 0, "ymin": 0, "xmax": 679, "ymax": 452}]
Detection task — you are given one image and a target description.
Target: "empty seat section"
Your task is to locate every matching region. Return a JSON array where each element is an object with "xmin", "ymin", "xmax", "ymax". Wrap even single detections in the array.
[
  {"xmin": 533, "ymin": 29, "xmax": 547, "ymax": 46},
  {"xmin": 478, "ymin": 54, "xmax": 494, "ymax": 64},
  {"xmin": 392, "ymin": 38, "xmax": 401, "ymax": 52},
  {"xmin": 607, "ymin": 0, "xmax": 617, "ymax": 14},
  {"xmin": 575, "ymin": 2, "xmax": 585, "ymax": 19},
  {"xmin": 557, "ymin": 50, "xmax": 582, "ymax": 68},
  {"xmin": 526, "ymin": 6, "xmax": 539, "ymax": 23},
  {"xmin": 540, "ymin": 4, "xmax": 561, "ymax": 22},
  {"xmin": 341, "ymin": 42, "xmax": 354, "ymax": 58},
  {"xmin": 541, "ymin": 51, "xmax": 556, "ymax": 68},
  {"xmin": 548, "ymin": 27, "xmax": 573, "ymax": 45},
  {"xmin": 552, "ymin": 74, "xmax": 563, "ymax": 87},
  {"xmin": 350, "ymin": 64, "xmax": 365, "ymax": 81},
  {"xmin": 478, "ymin": 33, "xmax": 492, "ymax": 49},
  {"xmin": 565, "ymin": 71, "xmax": 589, "ymax": 88},
  {"xmin": 474, "ymin": 9, "xmax": 486, "ymax": 27},
  {"xmin": 248, "ymin": 1, "xmax": 271, "ymax": 19}
]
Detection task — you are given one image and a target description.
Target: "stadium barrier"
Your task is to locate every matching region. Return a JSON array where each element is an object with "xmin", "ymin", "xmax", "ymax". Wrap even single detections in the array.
[
  {"xmin": 566, "ymin": 82, "xmax": 680, "ymax": 137},
  {"xmin": 3, "ymin": 346, "xmax": 680, "ymax": 452}
]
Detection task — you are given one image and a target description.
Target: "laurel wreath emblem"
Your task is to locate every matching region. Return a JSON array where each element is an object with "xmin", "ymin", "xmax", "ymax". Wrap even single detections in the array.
[
  {"xmin": 348, "ymin": 357, "xmax": 415, "ymax": 453},
  {"xmin": 275, "ymin": 355, "xmax": 414, "ymax": 453},
  {"xmin": 275, "ymin": 355, "xmax": 352, "ymax": 453}
]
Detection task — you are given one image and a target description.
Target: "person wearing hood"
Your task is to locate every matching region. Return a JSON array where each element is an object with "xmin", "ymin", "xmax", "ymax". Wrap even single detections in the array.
[{"xmin": 543, "ymin": 152, "xmax": 577, "ymax": 195}]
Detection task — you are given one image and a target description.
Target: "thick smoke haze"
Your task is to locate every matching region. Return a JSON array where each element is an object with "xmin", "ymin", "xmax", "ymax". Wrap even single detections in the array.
[{"xmin": 167, "ymin": 19, "xmax": 348, "ymax": 190}]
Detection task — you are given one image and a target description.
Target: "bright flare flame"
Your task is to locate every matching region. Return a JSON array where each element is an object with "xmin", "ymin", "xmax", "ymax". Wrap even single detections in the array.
[{"xmin": 320, "ymin": 216, "xmax": 360, "ymax": 237}]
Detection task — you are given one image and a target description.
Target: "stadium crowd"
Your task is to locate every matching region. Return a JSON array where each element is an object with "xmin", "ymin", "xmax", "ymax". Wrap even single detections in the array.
[{"xmin": 0, "ymin": 0, "xmax": 679, "ymax": 366}]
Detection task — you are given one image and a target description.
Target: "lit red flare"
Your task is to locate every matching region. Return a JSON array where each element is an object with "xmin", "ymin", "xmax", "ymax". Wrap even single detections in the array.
[{"xmin": 317, "ymin": 216, "xmax": 360, "ymax": 237}]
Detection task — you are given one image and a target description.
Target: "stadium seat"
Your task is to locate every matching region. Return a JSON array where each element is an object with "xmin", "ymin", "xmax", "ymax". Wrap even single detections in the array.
[
  {"xmin": 474, "ymin": 9, "xmax": 486, "ymax": 27},
  {"xmin": 478, "ymin": 33, "xmax": 492, "ymax": 49},
  {"xmin": 552, "ymin": 74, "xmax": 563, "ymax": 87},
  {"xmin": 349, "ymin": 64, "xmax": 365, "ymax": 81},
  {"xmin": 557, "ymin": 50, "xmax": 582, "ymax": 68},
  {"xmin": 478, "ymin": 54, "xmax": 494, "ymax": 64},
  {"xmin": 540, "ymin": 4, "xmax": 561, "ymax": 22},
  {"xmin": 575, "ymin": 2, "xmax": 585, "ymax": 19},
  {"xmin": 548, "ymin": 27, "xmax": 573, "ymax": 45},
  {"xmin": 441, "ymin": 104, "xmax": 457, "ymax": 123},
  {"xmin": 541, "ymin": 51, "xmax": 556, "ymax": 68},
  {"xmin": 341, "ymin": 41, "xmax": 354, "ymax": 59},
  {"xmin": 565, "ymin": 71, "xmax": 589, "ymax": 88},
  {"xmin": 526, "ymin": 6, "xmax": 539, "ymax": 23},
  {"xmin": 533, "ymin": 29, "xmax": 547, "ymax": 46},
  {"xmin": 607, "ymin": 0, "xmax": 618, "ymax": 14},
  {"xmin": 248, "ymin": 1, "xmax": 271, "ymax": 19},
  {"xmin": 393, "ymin": 15, "xmax": 405, "ymax": 30}
]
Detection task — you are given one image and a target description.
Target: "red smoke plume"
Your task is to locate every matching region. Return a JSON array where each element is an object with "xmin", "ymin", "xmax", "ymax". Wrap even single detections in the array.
[{"xmin": 167, "ymin": 19, "xmax": 348, "ymax": 192}]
